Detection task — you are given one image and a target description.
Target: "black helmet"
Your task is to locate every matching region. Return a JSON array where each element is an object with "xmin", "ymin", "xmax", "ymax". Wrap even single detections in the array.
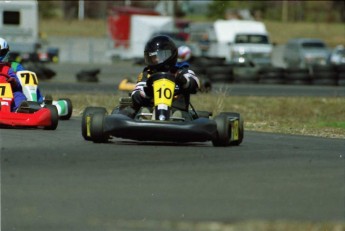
[{"xmin": 144, "ymin": 35, "xmax": 177, "ymax": 71}]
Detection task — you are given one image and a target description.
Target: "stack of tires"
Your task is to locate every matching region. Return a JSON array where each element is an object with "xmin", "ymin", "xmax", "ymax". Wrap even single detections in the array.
[
  {"xmin": 284, "ymin": 67, "xmax": 311, "ymax": 85},
  {"xmin": 310, "ymin": 65, "xmax": 338, "ymax": 86},
  {"xmin": 232, "ymin": 63, "xmax": 259, "ymax": 84},
  {"xmin": 192, "ymin": 57, "xmax": 233, "ymax": 83},
  {"xmin": 191, "ymin": 56, "xmax": 345, "ymax": 87},
  {"xmin": 257, "ymin": 66, "xmax": 285, "ymax": 84},
  {"xmin": 335, "ymin": 64, "xmax": 345, "ymax": 86}
]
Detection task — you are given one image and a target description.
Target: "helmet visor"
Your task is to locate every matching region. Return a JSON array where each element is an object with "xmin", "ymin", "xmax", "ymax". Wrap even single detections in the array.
[
  {"xmin": 0, "ymin": 48, "xmax": 9, "ymax": 57},
  {"xmin": 145, "ymin": 49, "xmax": 172, "ymax": 66}
]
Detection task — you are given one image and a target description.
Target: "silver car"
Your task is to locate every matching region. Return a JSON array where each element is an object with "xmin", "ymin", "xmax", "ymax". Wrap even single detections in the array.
[
  {"xmin": 329, "ymin": 45, "xmax": 345, "ymax": 65},
  {"xmin": 283, "ymin": 38, "xmax": 331, "ymax": 68}
]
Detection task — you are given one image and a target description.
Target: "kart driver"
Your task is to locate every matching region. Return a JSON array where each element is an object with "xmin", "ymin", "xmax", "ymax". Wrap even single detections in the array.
[
  {"xmin": 0, "ymin": 37, "xmax": 28, "ymax": 112},
  {"xmin": 131, "ymin": 35, "xmax": 200, "ymax": 114},
  {"xmin": 0, "ymin": 37, "xmax": 45, "ymax": 104}
]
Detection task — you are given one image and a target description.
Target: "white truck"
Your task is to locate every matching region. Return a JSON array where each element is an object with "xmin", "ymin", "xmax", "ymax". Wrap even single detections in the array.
[
  {"xmin": 202, "ymin": 19, "xmax": 273, "ymax": 67},
  {"xmin": 0, "ymin": 0, "xmax": 40, "ymax": 58}
]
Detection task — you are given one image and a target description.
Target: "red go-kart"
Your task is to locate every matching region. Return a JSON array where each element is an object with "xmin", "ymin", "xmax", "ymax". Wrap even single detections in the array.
[{"xmin": 0, "ymin": 73, "xmax": 58, "ymax": 130}]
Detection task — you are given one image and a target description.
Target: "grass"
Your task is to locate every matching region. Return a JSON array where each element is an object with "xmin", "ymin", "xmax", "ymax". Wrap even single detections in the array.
[
  {"xmin": 264, "ymin": 20, "xmax": 345, "ymax": 47},
  {"xmin": 52, "ymin": 92, "xmax": 345, "ymax": 139}
]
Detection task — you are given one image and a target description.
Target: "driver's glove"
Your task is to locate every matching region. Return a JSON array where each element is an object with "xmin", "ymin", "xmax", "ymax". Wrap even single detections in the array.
[
  {"xmin": 131, "ymin": 90, "xmax": 145, "ymax": 107},
  {"xmin": 175, "ymin": 70, "xmax": 190, "ymax": 89}
]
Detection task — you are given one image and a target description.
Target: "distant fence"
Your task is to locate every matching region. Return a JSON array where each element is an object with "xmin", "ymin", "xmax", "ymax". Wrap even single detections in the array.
[{"xmin": 45, "ymin": 36, "xmax": 113, "ymax": 64}]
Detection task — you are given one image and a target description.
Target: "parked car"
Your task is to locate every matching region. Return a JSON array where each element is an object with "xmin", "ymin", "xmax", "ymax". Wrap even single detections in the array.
[
  {"xmin": 329, "ymin": 45, "xmax": 345, "ymax": 65},
  {"xmin": 283, "ymin": 38, "xmax": 331, "ymax": 68}
]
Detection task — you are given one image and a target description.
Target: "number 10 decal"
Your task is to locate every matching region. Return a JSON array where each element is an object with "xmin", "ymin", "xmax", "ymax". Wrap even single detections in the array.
[
  {"xmin": 153, "ymin": 78, "xmax": 175, "ymax": 107},
  {"xmin": 156, "ymin": 87, "xmax": 172, "ymax": 99}
]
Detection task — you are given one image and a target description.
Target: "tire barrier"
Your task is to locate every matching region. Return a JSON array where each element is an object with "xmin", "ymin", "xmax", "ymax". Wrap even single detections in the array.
[
  {"xmin": 335, "ymin": 64, "xmax": 345, "ymax": 86},
  {"xmin": 76, "ymin": 68, "xmax": 100, "ymax": 82},
  {"xmin": 233, "ymin": 66, "xmax": 259, "ymax": 83},
  {"xmin": 257, "ymin": 66, "xmax": 285, "ymax": 84},
  {"xmin": 26, "ymin": 63, "xmax": 56, "ymax": 80},
  {"xmin": 193, "ymin": 57, "xmax": 345, "ymax": 86},
  {"xmin": 310, "ymin": 65, "xmax": 338, "ymax": 86},
  {"xmin": 284, "ymin": 67, "xmax": 311, "ymax": 85},
  {"xmin": 206, "ymin": 65, "xmax": 234, "ymax": 82}
]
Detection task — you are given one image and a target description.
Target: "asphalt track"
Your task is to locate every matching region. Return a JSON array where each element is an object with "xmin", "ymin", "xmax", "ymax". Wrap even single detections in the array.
[
  {"xmin": 1, "ymin": 63, "xmax": 345, "ymax": 230},
  {"xmin": 1, "ymin": 119, "xmax": 344, "ymax": 231}
]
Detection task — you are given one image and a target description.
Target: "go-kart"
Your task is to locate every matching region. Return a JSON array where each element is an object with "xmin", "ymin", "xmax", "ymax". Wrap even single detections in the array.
[
  {"xmin": 0, "ymin": 73, "xmax": 58, "ymax": 130},
  {"xmin": 82, "ymin": 72, "xmax": 243, "ymax": 146},
  {"xmin": 17, "ymin": 70, "xmax": 73, "ymax": 120}
]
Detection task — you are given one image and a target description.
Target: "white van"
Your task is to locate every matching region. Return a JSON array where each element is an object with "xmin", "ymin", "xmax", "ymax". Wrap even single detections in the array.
[
  {"xmin": 205, "ymin": 19, "xmax": 273, "ymax": 67},
  {"xmin": 0, "ymin": 0, "xmax": 40, "ymax": 55}
]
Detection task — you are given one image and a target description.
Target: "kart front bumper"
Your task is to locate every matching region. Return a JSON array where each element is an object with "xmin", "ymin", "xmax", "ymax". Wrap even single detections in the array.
[
  {"xmin": 104, "ymin": 114, "xmax": 218, "ymax": 142},
  {"xmin": 0, "ymin": 109, "xmax": 52, "ymax": 127}
]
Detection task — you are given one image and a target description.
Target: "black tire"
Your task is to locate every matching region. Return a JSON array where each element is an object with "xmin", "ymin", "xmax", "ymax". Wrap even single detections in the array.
[
  {"xmin": 337, "ymin": 73, "xmax": 345, "ymax": 86},
  {"xmin": 212, "ymin": 114, "xmax": 230, "ymax": 147},
  {"xmin": 233, "ymin": 66, "xmax": 259, "ymax": 83},
  {"xmin": 206, "ymin": 65, "xmax": 234, "ymax": 82},
  {"xmin": 284, "ymin": 67, "xmax": 311, "ymax": 85},
  {"xmin": 90, "ymin": 111, "xmax": 109, "ymax": 143},
  {"xmin": 44, "ymin": 104, "xmax": 59, "ymax": 130},
  {"xmin": 258, "ymin": 66, "xmax": 285, "ymax": 84},
  {"xmin": 81, "ymin": 107, "xmax": 107, "ymax": 141},
  {"xmin": 310, "ymin": 65, "xmax": 338, "ymax": 86},
  {"xmin": 58, "ymin": 98, "xmax": 73, "ymax": 120},
  {"xmin": 312, "ymin": 73, "xmax": 338, "ymax": 86},
  {"xmin": 219, "ymin": 112, "xmax": 244, "ymax": 145},
  {"xmin": 335, "ymin": 64, "xmax": 345, "ymax": 86},
  {"xmin": 193, "ymin": 57, "xmax": 225, "ymax": 66}
]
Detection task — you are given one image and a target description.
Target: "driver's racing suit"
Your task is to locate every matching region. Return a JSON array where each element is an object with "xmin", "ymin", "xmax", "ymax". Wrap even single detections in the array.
[
  {"xmin": 11, "ymin": 62, "xmax": 44, "ymax": 103},
  {"xmin": 131, "ymin": 62, "xmax": 200, "ymax": 111},
  {"xmin": 0, "ymin": 63, "xmax": 27, "ymax": 111}
]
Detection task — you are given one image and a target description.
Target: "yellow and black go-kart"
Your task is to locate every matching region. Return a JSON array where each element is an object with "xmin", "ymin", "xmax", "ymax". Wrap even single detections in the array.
[{"xmin": 82, "ymin": 72, "xmax": 242, "ymax": 147}]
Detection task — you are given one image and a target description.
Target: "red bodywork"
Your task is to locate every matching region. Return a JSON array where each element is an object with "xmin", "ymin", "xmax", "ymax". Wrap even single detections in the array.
[
  {"xmin": 107, "ymin": 6, "xmax": 160, "ymax": 48},
  {"xmin": 0, "ymin": 76, "xmax": 53, "ymax": 128}
]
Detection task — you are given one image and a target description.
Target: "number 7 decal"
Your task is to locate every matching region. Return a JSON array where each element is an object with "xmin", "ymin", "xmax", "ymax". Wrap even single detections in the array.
[{"xmin": 0, "ymin": 86, "xmax": 5, "ymax": 96}]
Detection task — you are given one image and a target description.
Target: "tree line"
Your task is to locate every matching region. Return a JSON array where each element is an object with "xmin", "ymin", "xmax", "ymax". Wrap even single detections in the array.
[{"xmin": 38, "ymin": 0, "xmax": 345, "ymax": 23}]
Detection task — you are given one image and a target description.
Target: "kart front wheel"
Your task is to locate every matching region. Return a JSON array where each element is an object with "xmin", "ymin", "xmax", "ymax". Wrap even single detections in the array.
[
  {"xmin": 44, "ymin": 105, "xmax": 59, "ymax": 130},
  {"xmin": 90, "ymin": 111, "xmax": 109, "ymax": 143},
  {"xmin": 212, "ymin": 114, "xmax": 230, "ymax": 147},
  {"xmin": 219, "ymin": 112, "xmax": 244, "ymax": 146},
  {"xmin": 58, "ymin": 98, "xmax": 73, "ymax": 120},
  {"xmin": 81, "ymin": 107, "xmax": 107, "ymax": 141}
]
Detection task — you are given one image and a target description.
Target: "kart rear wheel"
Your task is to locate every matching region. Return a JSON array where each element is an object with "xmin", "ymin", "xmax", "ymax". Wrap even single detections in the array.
[
  {"xmin": 219, "ymin": 112, "xmax": 244, "ymax": 145},
  {"xmin": 81, "ymin": 107, "xmax": 107, "ymax": 141},
  {"xmin": 58, "ymin": 98, "xmax": 73, "ymax": 120},
  {"xmin": 212, "ymin": 114, "xmax": 230, "ymax": 147},
  {"xmin": 90, "ymin": 111, "xmax": 109, "ymax": 143},
  {"xmin": 44, "ymin": 105, "xmax": 59, "ymax": 130}
]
